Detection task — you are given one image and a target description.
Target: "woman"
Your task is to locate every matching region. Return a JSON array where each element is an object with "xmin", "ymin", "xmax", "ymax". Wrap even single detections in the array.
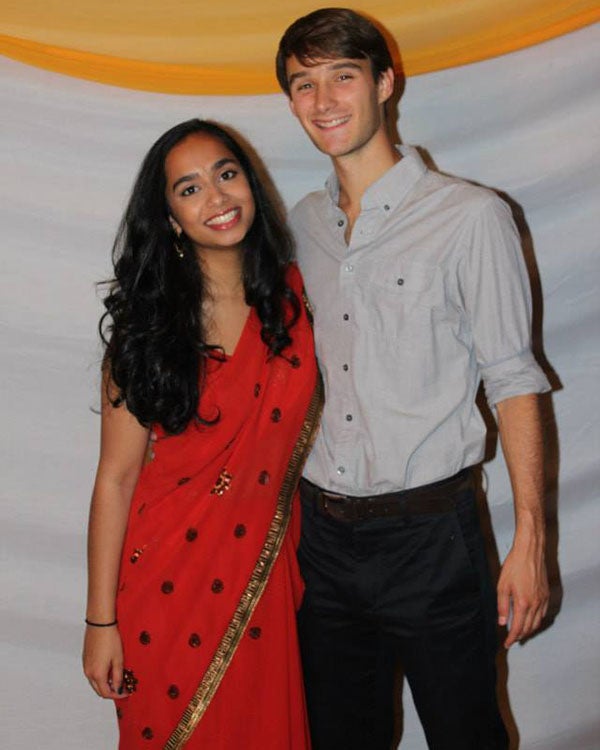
[{"xmin": 83, "ymin": 119, "xmax": 322, "ymax": 749}]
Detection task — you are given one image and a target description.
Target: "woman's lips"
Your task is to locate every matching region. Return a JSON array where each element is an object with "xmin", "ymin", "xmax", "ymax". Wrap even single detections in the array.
[{"xmin": 205, "ymin": 207, "xmax": 241, "ymax": 230}]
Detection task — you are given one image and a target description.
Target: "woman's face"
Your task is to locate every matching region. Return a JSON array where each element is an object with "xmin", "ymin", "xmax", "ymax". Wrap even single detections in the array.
[{"xmin": 164, "ymin": 132, "xmax": 256, "ymax": 257}]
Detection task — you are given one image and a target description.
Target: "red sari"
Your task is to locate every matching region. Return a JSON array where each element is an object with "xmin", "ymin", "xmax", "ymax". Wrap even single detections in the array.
[{"xmin": 114, "ymin": 265, "xmax": 321, "ymax": 748}]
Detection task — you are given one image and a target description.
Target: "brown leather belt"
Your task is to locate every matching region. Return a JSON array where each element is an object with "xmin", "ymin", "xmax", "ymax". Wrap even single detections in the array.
[{"xmin": 301, "ymin": 469, "xmax": 472, "ymax": 523}]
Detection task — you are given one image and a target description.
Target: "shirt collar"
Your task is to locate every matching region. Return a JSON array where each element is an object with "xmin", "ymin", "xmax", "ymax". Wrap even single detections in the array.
[{"xmin": 324, "ymin": 145, "xmax": 427, "ymax": 211}]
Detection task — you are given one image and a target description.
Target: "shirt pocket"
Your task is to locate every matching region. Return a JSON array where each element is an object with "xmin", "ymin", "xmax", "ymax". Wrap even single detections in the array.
[{"xmin": 364, "ymin": 259, "xmax": 446, "ymax": 342}]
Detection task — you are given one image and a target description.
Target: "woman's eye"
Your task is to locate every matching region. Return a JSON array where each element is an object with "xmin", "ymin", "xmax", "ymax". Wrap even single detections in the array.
[
  {"xmin": 181, "ymin": 185, "xmax": 199, "ymax": 196},
  {"xmin": 220, "ymin": 169, "xmax": 238, "ymax": 181}
]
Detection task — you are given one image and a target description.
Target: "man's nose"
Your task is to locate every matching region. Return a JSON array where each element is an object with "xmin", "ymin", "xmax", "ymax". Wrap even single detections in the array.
[{"xmin": 314, "ymin": 83, "xmax": 334, "ymax": 112}]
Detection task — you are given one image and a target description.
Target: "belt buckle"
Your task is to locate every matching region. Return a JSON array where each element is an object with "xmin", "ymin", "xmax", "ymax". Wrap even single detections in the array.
[{"xmin": 321, "ymin": 490, "xmax": 352, "ymax": 521}]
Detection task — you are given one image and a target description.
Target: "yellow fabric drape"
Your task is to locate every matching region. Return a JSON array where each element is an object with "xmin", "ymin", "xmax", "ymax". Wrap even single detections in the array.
[{"xmin": 1, "ymin": 1, "xmax": 598, "ymax": 94}]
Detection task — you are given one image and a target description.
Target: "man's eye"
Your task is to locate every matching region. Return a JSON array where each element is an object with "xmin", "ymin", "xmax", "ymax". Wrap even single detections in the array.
[
  {"xmin": 338, "ymin": 73, "xmax": 353, "ymax": 81},
  {"xmin": 297, "ymin": 82, "xmax": 313, "ymax": 91}
]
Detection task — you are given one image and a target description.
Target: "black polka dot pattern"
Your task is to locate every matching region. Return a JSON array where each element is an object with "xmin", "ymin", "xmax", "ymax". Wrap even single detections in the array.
[{"xmin": 161, "ymin": 580, "xmax": 174, "ymax": 594}]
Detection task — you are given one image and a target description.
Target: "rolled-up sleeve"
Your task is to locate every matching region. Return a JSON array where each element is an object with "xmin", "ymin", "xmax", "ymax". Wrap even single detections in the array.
[{"xmin": 459, "ymin": 193, "xmax": 551, "ymax": 407}]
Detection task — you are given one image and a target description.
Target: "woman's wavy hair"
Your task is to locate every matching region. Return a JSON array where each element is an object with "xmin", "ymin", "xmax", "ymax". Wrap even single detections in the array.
[{"xmin": 100, "ymin": 118, "xmax": 299, "ymax": 434}]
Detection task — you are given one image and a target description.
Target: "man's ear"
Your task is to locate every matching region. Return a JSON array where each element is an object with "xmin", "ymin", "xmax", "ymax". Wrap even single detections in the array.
[{"xmin": 377, "ymin": 67, "xmax": 395, "ymax": 106}]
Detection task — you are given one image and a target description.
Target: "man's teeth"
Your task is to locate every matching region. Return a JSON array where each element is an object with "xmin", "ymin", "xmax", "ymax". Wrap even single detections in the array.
[
  {"xmin": 207, "ymin": 209, "xmax": 238, "ymax": 226},
  {"xmin": 317, "ymin": 117, "xmax": 350, "ymax": 129}
]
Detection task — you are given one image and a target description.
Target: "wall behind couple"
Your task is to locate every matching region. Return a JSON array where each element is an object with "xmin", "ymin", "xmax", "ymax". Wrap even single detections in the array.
[{"xmin": 1, "ymin": 20, "xmax": 599, "ymax": 750}]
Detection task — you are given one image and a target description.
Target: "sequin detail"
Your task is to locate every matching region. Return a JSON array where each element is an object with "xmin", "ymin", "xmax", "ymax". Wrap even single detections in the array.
[
  {"xmin": 211, "ymin": 579, "xmax": 224, "ymax": 594},
  {"xmin": 122, "ymin": 668, "xmax": 138, "ymax": 694},
  {"xmin": 234, "ymin": 524, "xmax": 246, "ymax": 538},
  {"xmin": 130, "ymin": 546, "xmax": 145, "ymax": 564},
  {"xmin": 139, "ymin": 631, "xmax": 151, "ymax": 645},
  {"xmin": 258, "ymin": 470, "xmax": 270, "ymax": 485},
  {"xmin": 188, "ymin": 633, "xmax": 201, "ymax": 648},
  {"xmin": 248, "ymin": 626, "xmax": 262, "ymax": 640},
  {"xmin": 168, "ymin": 684, "xmax": 180, "ymax": 699},
  {"xmin": 141, "ymin": 727, "xmax": 154, "ymax": 740},
  {"xmin": 210, "ymin": 468, "xmax": 233, "ymax": 496},
  {"xmin": 161, "ymin": 580, "xmax": 174, "ymax": 594},
  {"xmin": 271, "ymin": 408, "xmax": 282, "ymax": 422}
]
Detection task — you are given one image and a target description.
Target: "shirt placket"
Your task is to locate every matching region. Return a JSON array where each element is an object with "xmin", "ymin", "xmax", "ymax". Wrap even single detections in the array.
[{"xmin": 331, "ymin": 208, "xmax": 380, "ymax": 487}]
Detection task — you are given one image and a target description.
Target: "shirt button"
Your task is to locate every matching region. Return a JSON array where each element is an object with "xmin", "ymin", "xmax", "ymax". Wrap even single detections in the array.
[
  {"xmin": 397, "ymin": 278, "xmax": 404, "ymax": 286},
  {"xmin": 345, "ymin": 414, "xmax": 353, "ymax": 422},
  {"xmin": 345, "ymin": 264, "xmax": 354, "ymax": 272},
  {"xmin": 343, "ymin": 313, "xmax": 349, "ymax": 321},
  {"xmin": 337, "ymin": 219, "xmax": 344, "ymax": 227},
  {"xmin": 337, "ymin": 466, "xmax": 346, "ymax": 475},
  {"xmin": 384, "ymin": 204, "xmax": 390, "ymax": 211},
  {"xmin": 342, "ymin": 364, "xmax": 349, "ymax": 371}
]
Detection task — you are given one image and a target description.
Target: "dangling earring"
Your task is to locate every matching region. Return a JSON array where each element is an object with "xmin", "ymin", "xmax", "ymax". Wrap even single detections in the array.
[{"xmin": 174, "ymin": 238, "xmax": 184, "ymax": 259}]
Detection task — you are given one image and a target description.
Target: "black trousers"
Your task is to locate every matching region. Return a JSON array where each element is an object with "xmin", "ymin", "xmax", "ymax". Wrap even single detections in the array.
[{"xmin": 298, "ymin": 474, "xmax": 509, "ymax": 750}]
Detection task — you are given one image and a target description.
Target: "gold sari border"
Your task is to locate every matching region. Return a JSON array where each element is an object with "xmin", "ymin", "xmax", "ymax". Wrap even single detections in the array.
[{"xmin": 164, "ymin": 372, "xmax": 324, "ymax": 749}]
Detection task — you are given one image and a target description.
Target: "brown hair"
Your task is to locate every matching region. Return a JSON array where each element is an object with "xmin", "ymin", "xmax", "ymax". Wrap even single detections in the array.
[{"xmin": 276, "ymin": 7, "xmax": 393, "ymax": 96}]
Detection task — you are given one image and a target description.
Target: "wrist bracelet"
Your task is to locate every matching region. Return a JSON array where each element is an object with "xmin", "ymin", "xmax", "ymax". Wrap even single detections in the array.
[{"xmin": 85, "ymin": 617, "xmax": 118, "ymax": 627}]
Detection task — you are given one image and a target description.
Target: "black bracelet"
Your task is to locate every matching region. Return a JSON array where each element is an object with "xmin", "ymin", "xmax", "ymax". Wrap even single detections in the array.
[{"xmin": 85, "ymin": 617, "xmax": 118, "ymax": 627}]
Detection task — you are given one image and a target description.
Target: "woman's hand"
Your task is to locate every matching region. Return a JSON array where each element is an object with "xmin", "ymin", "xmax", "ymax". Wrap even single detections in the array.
[{"xmin": 83, "ymin": 625, "xmax": 126, "ymax": 699}]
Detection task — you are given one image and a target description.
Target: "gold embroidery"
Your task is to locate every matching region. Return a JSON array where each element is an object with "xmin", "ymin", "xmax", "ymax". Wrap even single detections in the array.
[
  {"xmin": 164, "ymin": 373, "xmax": 324, "ymax": 749},
  {"xmin": 210, "ymin": 468, "xmax": 233, "ymax": 496},
  {"xmin": 302, "ymin": 288, "xmax": 315, "ymax": 326}
]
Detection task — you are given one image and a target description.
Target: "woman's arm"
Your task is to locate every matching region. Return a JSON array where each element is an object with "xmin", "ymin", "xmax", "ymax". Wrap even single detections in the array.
[{"xmin": 83, "ymin": 375, "xmax": 149, "ymax": 698}]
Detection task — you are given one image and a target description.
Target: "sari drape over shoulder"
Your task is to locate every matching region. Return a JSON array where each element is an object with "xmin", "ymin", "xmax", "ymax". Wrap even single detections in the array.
[{"xmin": 115, "ymin": 265, "xmax": 321, "ymax": 749}]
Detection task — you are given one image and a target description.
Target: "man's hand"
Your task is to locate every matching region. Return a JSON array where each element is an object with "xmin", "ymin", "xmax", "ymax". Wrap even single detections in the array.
[
  {"xmin": 497, "ymin": 529, "xmax": 549, "ymax": 648},
  {"xmin": 495, "ymin": 393, "xmax": 549, "ymax": 648}
]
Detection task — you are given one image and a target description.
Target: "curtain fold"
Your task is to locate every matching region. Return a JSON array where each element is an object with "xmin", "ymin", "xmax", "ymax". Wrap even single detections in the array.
[{"xmin": 1, "ymin": 1, "xmax": 599, "ymax": 93}]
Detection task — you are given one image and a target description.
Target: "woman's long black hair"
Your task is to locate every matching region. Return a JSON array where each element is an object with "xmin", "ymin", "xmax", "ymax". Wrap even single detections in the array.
[{"xmin": 100, "ymin": 119, "xmax": 299, "ymax": 434}]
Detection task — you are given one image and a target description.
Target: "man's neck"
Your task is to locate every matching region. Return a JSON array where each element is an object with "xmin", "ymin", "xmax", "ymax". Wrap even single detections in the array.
[{"xmin": 333, "ymin": 132, "xmax": 400, "ymax": 237}]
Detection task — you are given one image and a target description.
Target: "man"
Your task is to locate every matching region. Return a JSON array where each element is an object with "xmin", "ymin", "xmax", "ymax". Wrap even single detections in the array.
[{"xmin": 276, "ymin": 8, "xmax": 551, "ymax": 750}]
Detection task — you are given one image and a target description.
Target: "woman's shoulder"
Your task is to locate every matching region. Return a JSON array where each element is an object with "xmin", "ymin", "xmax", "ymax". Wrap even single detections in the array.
[{"xmin": 284, "ymin": 262, "xmax": 304, "ymax": 293}]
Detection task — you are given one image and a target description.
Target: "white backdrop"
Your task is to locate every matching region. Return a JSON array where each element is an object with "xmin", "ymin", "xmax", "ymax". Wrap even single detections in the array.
[{"xmin": 1, "ymin": 22, "xmax": 599, "ymax": 749}]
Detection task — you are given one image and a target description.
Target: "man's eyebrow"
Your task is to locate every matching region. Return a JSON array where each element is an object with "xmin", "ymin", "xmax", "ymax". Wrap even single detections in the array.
[{"xmin": 288, "ymin": 60, "xmax": 364, "ymax": 86}]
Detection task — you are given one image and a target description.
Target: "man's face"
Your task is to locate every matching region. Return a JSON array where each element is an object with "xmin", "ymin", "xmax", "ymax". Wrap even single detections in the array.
[{"xmin": 286, "ymin": 55, "xmax": 393, "ymax": 160}]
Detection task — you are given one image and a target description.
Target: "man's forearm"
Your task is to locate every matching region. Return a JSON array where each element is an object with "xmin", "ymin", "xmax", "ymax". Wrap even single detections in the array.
[
  {"xmin": 495, "ymin": 392, "xmax": 548, "ymax": 646},
  {"xmin": 496, "ymin": 392, "xmax": 545, "ymax": 533}
]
